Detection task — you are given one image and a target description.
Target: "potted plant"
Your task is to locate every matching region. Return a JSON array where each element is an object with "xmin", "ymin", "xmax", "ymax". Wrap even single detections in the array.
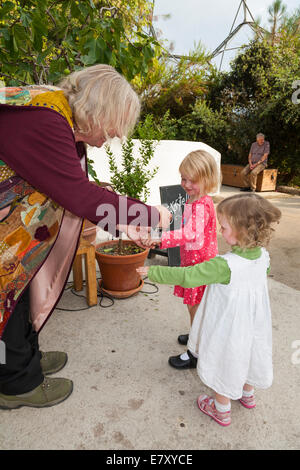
[
  {"xmin": 82, "ymin": 163, "xmax": 112, "ymax": 245},
  {"xmin": 94, "ymin": 115, "xmax": 162, "ymax": 298}
]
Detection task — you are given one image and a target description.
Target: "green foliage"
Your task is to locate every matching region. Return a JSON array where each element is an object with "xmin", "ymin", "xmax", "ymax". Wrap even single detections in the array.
[
  {"xmin": 0, "ymin": 0, "xmax": 158, "ymax": 85},
  {"xmin": 87, "ymin": 158, "xmax": 101, "ymax": 186},
  {"xmin": 136, "ymin": 32, "xmax": 300, "ymax": 185},
  {"xmin": 210, "ymin": 37, "xmax": 300, "ymax": 183},
  {"xmin": 153, "ymin": 110, "xmax": 179, "ymax": 140},
  {"xmin": 132, "ymin": 42, "xmax": 213, "ymax": 119},
  {"xmin": 178, "ymin": 100, "xmax": 229, "ymax": 153},
  {"xmin": 105, "ymin": 115, "xmax": 160, "ymax": 202},
  {"xmin": 132, "ymin": 2, "xmax": 300, "ymax": 186}
]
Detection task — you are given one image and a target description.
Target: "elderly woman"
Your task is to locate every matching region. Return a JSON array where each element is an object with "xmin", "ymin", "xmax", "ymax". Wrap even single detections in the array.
[{"xmin": 0, "ymin": 65, "xmax": 169, "ymax": 409}]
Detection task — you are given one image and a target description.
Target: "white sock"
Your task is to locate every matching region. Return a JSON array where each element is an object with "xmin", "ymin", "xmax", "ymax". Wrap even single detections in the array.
[
  {"xmin": 180, "ymin": 352, "xmax": 189, "ymax": 360},
  {"xmin": 214, "ymin": 399, "xmax": 231, "ymax": 413},
  {"xmin": 180, "ymin": 350, "xmax": 197, "ymax": 361},
  {"xmin": 242, "ymin": 388, "xmax": 254, "ymax": 397}
]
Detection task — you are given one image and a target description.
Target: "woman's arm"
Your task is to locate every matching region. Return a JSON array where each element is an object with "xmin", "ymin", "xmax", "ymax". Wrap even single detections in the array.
[{"xmin": 0, "ymin": 105, "xmax": 161, "ymax": 236}]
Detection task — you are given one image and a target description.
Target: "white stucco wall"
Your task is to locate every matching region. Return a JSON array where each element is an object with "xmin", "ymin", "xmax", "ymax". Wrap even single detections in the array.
[{"xmin": 87, "ymin": 139, "xmax": 221, "ymax": 206}]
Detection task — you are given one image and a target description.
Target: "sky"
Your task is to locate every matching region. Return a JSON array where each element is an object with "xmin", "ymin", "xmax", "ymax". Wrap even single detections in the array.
[{"xmin": 152, "ymin": 0, "xmax": 300, "ymax": 70}]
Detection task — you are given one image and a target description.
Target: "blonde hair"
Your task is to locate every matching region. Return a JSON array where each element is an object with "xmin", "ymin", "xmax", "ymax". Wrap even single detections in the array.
[
  {"xmin": 179, "ymin": 150, "xmax": 220, "ymax": 194},
  {"xmin": 58, "ymin": 64, "xmax": 140, "ymax": 137},
  {"xmin": 217, "ymin": 193, "xmax": 281, "ymax": 249}
]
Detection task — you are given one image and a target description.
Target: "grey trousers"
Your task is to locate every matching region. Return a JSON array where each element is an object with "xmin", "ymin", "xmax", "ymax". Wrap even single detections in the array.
[{"xmin": 241, "ymin": 163, "xmax": 266, "ymax": 190}]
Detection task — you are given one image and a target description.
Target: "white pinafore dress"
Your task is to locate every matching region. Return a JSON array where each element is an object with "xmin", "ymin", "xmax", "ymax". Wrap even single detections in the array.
[{"xmin": 187, "ymin": 248, "xmax": 273, "ymax": 400}]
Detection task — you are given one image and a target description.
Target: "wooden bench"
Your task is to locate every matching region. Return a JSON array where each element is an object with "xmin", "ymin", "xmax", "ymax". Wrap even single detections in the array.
[{"xmin": 221, "ymin": 164, "xmax": 278, "ymax": 191}]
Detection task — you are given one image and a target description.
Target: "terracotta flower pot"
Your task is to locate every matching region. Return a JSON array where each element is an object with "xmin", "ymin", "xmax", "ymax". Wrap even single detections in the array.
[{"xmin": 95, "ymin": 240, "xmax": 149, "ymax": 297}]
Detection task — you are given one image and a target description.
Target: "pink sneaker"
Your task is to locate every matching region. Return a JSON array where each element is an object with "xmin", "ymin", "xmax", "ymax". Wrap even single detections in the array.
[
  {"xmin": 239, "ymin": 394, "xmax": 256, "ymax": 409},
  {"xmin": 197, "ymin": 395, "xmax": 231, "ymax": 427}
]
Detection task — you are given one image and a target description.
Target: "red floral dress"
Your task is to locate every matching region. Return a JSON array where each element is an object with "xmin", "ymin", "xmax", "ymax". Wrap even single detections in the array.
[{"xmin": 160, "ymin": 195, "xmax": 218, "ymax": 305}]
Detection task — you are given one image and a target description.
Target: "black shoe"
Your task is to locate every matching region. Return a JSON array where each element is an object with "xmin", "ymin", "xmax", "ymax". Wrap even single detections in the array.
[
  {"xmin": 168, "ymin": 350, "xmax": 197, "ymax": 369},
  {"xmin": 178, "ymin": 334, "xmax": 189, "ymax": 345},
  {"xmin": 240, "ymin": 187, "xmax": 251, "ymax": 192}
]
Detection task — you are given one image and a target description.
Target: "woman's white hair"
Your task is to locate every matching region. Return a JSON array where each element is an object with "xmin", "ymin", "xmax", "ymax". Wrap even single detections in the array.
[{"xmin": 58, "ymin": 64, "xmax": 141, "ymax": 137}]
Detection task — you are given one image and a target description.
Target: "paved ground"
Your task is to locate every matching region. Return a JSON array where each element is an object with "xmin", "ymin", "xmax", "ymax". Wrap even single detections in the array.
[{"xmin": 1, "ymin": 186, "xmax": 299, "ymax": 450}]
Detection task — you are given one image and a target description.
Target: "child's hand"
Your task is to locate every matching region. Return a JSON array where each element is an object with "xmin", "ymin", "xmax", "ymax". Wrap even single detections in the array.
[
  {"xmin": 141, "ymin": 237, "xmax": 161, "ymax": 249},
  {"xmin": 136, "ymin": 266, "xmax": 149, "ymax": 277}
]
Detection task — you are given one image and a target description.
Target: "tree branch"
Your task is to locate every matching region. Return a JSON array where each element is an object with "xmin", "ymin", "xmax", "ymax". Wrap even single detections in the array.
[{"xmin": 0, "ymin": 72, "xmax": 30, "ymax": 85}]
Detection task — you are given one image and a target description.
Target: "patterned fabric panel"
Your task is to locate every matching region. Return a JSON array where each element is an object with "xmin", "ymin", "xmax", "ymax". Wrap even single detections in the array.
[
  {"xmin": 0, "ymin": 181, "xmax": 64, "ymax": 337},
  {"xmin": 0, "ymin": 162, "xmax": 16, "ymax": 182},
  {"xmin": 0, "ymin": 86, "xmax": 72, "ymax": 338},
  {"xmin": 0, "ymin": 86, "xmax": 69, "ymax": 181}
]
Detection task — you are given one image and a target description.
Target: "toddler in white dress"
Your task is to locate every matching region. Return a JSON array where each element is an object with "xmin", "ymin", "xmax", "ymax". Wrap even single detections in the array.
[{"xmin": 138, "ymin": 193, "xmax": 281, "ymax": 426}]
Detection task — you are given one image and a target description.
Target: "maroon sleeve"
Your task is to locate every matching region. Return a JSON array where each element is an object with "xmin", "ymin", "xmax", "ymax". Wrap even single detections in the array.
[{"xmin": 0, "ymin": 105, "xmax": 159, "ymax": 235}]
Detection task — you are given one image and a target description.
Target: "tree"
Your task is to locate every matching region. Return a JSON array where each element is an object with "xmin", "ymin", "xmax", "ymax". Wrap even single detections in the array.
[
  {"xmin": 0, "ymin": 0, "xmax": 158, "ymax": 85},
  {"xmin": 253, "ymin": 1, "xmax": 300, "ymax": 44},
  {"xmin": 267, "ymin": 0, "xmax": 287, "ymax": 45},
  {"xmin": 106, "ymin": 115, "xmax": 160, "ymax": 202},
  {"xmin": 281, "ymin": 6, "xmax": 300, "ymax": 39},
  {"xmin": 133, "ymin": 41, "xmax": 213, "ymax": 119},
  {"xmin": 210, "ymin": 38, "xmax": 300, "ymax": 184}
]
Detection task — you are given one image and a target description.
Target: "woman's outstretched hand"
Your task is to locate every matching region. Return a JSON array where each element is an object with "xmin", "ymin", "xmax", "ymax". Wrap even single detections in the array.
[
  {"xmin": 117, "ymin": 224, "xmax": 157, "ymax": 249},
  {"xmin": 155, "ymin": 205, "xmax": 172, "ymax": 229}
]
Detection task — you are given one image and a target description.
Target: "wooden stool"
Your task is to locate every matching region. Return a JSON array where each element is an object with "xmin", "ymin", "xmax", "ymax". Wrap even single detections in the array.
[{"xmin": 72, "ymin": 237, "xmax": 98, "ymax": 306}]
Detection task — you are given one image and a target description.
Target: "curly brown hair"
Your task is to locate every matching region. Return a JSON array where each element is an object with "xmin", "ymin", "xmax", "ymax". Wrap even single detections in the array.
[{"xmin": 217, "ymin": 193, "xmax": 281, "ymax": 248}]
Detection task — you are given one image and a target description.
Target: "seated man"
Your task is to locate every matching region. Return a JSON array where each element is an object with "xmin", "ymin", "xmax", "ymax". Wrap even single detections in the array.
[{"xmin": 240, "ymin": 133, "xmax": 270, "ymax": 192}]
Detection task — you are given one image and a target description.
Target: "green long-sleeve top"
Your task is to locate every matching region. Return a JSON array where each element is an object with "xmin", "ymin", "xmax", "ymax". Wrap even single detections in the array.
[{"xmin": 148, "ymin": 246, "xmax": 270, "ymax": 287}]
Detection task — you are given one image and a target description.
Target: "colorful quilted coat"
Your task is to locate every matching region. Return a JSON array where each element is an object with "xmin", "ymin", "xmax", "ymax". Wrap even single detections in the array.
[{"xmin": 0, "ymin": 86, "xmax": 83, "ymax": 338}]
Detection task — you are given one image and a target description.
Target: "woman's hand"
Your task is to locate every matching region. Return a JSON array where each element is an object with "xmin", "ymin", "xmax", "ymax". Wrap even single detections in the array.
[
  {"xmin": 117, "ymin": 224, "xmax": 153, "ymax": 249},
  {"xmin": 155, "ymin": 205, "xmax": 172, "ymax": 229},
  {"xmin": 136, "ymin": 266, "xmax": 149, "ymax": 277},
  {"xmin": 140, "ymin": 237, "xmax": 161, "ymax": 248}
]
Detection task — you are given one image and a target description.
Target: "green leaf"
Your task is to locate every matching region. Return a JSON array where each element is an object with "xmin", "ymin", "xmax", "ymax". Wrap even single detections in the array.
[
  {"xmin": 77, "ymin": 2, "xmax": 91, "ymax": 18},
  {"xmin": 0, "ymin": 26, "xmax": 11, "ymax": 42},
  {"xmin": 12, "ymin": 34, "xmax": 18, "ymax": 53},
  {"xmin": 13, "ymin": 24, "xmax": 28, "ymax": 43},
  {"xmin": 37, "ymin": 48, "xmax": 53, "ymax": 64},
  {"xmin": 70, "ymin": 2, "xmax": 81, "ymax": 19},
  {"xmin": 20, "ymin": 11, "xmax": 32, "ymax": 28},
  {"xmin": 0, "ymin": 1, "xmax": 15, "ymax": 20},
  {"xmin": 32, "ymin": 16, "xmax": 47, "ymax": 52}
]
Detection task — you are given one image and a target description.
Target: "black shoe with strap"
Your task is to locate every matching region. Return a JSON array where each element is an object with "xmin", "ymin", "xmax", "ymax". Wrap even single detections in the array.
[{"xmin": 168, "ymin": 350, "xmax": 197, "ymax": 369}]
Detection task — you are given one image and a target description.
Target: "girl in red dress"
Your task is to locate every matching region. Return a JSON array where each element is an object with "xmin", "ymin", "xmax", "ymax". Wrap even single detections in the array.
[{"xmin": 157, "ymin": 150, "xmax": 219, "ymax": 368}]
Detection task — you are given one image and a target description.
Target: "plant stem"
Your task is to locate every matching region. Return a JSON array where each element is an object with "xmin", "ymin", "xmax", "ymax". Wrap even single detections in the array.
[{"xmin": 118, "ymin": 237, "xmax": 123, "ymax": 254}]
